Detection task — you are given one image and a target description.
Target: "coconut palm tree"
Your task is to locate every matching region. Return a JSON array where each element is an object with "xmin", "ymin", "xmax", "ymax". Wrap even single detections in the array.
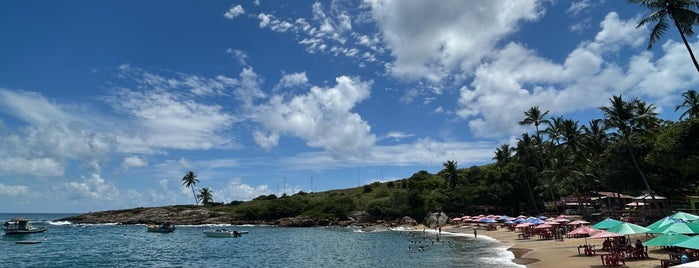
[
  {"xmin": 181, "ymin": 171, "xmax": 200, "ymax": 206},
  {"xmin": 629, "ymin": 0, "xmax": 699, "ymax": 73},
  {"xmin": 519, "ymin": 106, "xmax": 550, "ymax": 140},
  {"xmin": 599, "ymin": 95, "xmax": 665, "ymax": 215},
  {"xmin": 676, "ymin": 89, "xmax": 699, "ymax": 120},
  {"xmin": 442, "ymin": 160, "xmax": 459, "ymax": 189},
  {"xmin": 493, "ymin": 144, "xmax": 514, "ymax": 168},
  {"xmin": 197, "ymin": 187, "xmax": 213, "ymax": 206}
]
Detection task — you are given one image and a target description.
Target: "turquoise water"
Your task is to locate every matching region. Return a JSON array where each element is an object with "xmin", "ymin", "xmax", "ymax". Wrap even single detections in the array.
[{"xmin": 1, "ymin": 213, "xmax": 523, "ymax": 267}]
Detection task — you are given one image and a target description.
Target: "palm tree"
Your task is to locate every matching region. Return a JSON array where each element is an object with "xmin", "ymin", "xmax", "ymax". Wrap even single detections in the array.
[
  {"xmin": 599, "ymin": 95, "xmax": 665, "ymax": 215},
  {"xmin": 442, "ymin": 160, "xmax": 459, "ymax": 189},
  {"xmin": 493, "ymin": 144, "xmax": 514, "ymax": 168},
  {"xmin": 543, "ymin": 116, "xmax": 565, "ymax": 145},
  {"xmin": 676, "ymin": 89, "xmax": 699, "ymax": 120},
  {"xmin": 629, "ymin": 0, "xmax": 699, "ymax": 73},
  {"xmin": 519, "ymin": 106, "xmax": 550, "ymax": 140},
  {"xmin": 197, "ymin": 187, "xmax": 213, "ymax": 206},
  {"xmin": 181, "ymin": 171, "xmax": 200, "ymax": 206}
]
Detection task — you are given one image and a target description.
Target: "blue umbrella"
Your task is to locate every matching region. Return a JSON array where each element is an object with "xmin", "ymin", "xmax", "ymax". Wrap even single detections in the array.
[{"xmin": 479, "ymin": 218, "xmax": 497, "ymax": 223}]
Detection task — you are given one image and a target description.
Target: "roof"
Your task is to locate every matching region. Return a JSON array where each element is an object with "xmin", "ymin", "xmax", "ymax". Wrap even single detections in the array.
[{"xmin": 593, "ymin": 192, "xmax": 635, "ymax": 199}]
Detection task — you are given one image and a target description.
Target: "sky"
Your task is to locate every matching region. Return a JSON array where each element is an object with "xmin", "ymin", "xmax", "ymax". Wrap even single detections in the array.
[{"xmin": 1, "ymin": 0, "xmax": 698, "ymax": 213}]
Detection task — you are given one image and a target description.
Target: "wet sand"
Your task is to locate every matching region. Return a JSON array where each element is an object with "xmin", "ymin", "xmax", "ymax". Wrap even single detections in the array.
[{"xmin": 442, "ymin": 224, "xmax": 675, "ymax": 268}]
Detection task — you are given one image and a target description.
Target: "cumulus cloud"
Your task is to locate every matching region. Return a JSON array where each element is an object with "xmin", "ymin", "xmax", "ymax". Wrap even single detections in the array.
[
  {"xmin": 364, "ymin": 0, "xmax": 542, "ymax": 82},
  {"xmin": 251, "ymin": 76, "xmax": 375, "ymax": 159},
  {"xmin": 63, "ymin": 174, "xmax": 120, "ymax": 201},
  {"xmin": 457, "ymin": 11, "xmax": 699, "ymax": 138},
  {"xmin": 215, "ymin": 178, "xmax": 272, "ymax": 202},
  {"xmin": 275, "ymin": 72, "xmax": 309, "ymax": 90},
  {"xmin": 223, "ymin": 4, "xmax": 245, "ymax": 20},
  {"xmin": 122, "ymin": 155, "xmax": 148, "ymax": 170}
]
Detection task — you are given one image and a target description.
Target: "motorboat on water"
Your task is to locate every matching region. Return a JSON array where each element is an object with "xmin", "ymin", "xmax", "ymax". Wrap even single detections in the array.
[
  {"xmin": 203, "ymin": 229, "xmax": 247, "ymax": 238},
  {"xmin": 3, "ymin": 217, "xmax": 47, "ymax": 235},
  {"xmin": 146, "ymin": 222, "xmax": 176, "ymax": 233}
]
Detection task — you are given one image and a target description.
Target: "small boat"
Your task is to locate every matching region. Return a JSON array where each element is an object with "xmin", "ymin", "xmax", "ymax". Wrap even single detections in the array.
[
  {"xmin": 3, "ymin": 217, "xmax": 47, "ymax": 235},
  {"xmin": 146, "ymin": 222, "xmax": 176, "ymax": 233},
  {"xmin": 203, "ymin": 229, "xmax": 246, "ymax": 238},
  {"xmin": 15, "ymin": 240, "xmax": 42, "ymax": 244}
]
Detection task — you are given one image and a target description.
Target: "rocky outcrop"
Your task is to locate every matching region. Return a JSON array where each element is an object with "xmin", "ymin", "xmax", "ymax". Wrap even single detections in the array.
[
  {"xmin": 59, "ymin": 206, "xmax": 419, "ymax": 229},
  {"xmin": 58, "ymin": 206, "xmax": 248, "ymax": 225}
]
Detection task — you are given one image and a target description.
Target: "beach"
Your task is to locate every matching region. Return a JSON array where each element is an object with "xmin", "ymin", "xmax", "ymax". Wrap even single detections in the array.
[{"xmin": 442, "ymin": 224, "xmax": 674, "ymax": 268}]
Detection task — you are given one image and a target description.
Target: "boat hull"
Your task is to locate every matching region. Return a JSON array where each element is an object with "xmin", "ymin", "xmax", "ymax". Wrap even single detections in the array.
[{"xmin": 4, "ymin": 227, "xmax": 47, "ymax": 235}]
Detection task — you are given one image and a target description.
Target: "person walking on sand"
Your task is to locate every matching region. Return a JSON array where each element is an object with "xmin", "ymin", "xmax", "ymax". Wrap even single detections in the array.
[{"xmin": 473, "ymin": 228, "xmax": 477, "ymax": 238}]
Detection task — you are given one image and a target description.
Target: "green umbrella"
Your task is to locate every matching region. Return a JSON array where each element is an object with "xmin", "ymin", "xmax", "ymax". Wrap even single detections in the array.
[
  {"xmin": 648, "ymin": 222, "xmax": 699, "ymax": 235},
  {"xmin": 673, "ymin": 235, "xmax": 699, "ymax": 250},
  {"xmin": 646, "ymin": 216, "xmax": 678, "ymax": 230},
  {"xmin": 607, "ymin": 222, "xmax": 651, "ymax": 235},
  {"xmin": 670, "ymin": 212, "xmax": 699, "ymax": 222},
  {"xmin": 644, "ymin": 232, "xmax": 691, "ymax": 247},
  {"xmin": 592, "ymin": 218, "xmax": 623, "ymax": 230}
]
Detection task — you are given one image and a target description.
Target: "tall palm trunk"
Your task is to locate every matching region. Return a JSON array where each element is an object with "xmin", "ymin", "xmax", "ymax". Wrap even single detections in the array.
[
  {"xmin": 523, "ymin": 172, "xmax": 539, "ymax": 214},
  {"xmin": 191, "ymin": 186, "xmax": 199, "ymax": 206},
  {"xmin": 624, "ymin": 137, "xmax": 666, "ymax": 216},
  {"xmin": 673, "ymin": 17, "xmax": 699, "ymax": 73}
]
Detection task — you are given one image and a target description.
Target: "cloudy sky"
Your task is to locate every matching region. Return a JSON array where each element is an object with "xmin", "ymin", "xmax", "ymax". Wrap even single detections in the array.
[{"xmin": 1, "ymin": 0, "xmax": 698, "ymax": 213}]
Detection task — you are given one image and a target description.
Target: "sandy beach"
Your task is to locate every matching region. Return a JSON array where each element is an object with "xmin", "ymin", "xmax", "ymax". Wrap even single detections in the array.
[{"xmin": 441, "ymin": 224, "xmax": 676, "ymax": 268}]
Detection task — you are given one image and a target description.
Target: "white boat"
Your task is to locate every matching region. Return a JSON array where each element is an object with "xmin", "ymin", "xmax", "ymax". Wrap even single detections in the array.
[
  {"xmin": 146, "ymin": 222, "xmax": 176, "ymax": 233},
  {"xmin": 3, "ymin": 217, "xmax": 47, "ymax": 235},
  {"xmin": 203, "ymin": 229, "xmax": 246, "ymax": 238}
]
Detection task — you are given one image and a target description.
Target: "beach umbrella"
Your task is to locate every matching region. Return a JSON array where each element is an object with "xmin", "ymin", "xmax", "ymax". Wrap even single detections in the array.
[
  {"xmin": 534, "ymin": 223, "xmax": 553, "ymax": 229},
  {"xmin": 479, "ymin": 217, "xmax": 497, "ymax": 223},
  {"xmin": 513, "ymin": 218, "xmax": 525, "ymax": 223},
  {"xmin": 589, "ymin": 230, "xmax": 623, "ymax": 239},
  {"xmin": 671, "ymin": 212, "xmax": 699, "ymax": 222},
  {"xmin": 537, "ymin": 215, "xmax": 548, "ymax": 220},
  {"xmin": 643, "ymin": 232, "xmax": 691, "ymax": 247},
  {"xmin": 646, "ymin": 216, "xmax": 681, "ymax": 230},
  {"xmin": 525, "ymin": 217, "xmax": 545, "ymax": 224},
  {"xmin": 567, "ymin": 226, "xmax": 597, "ymax": 236},
  {"xmin": 568, "ymin": 220, "xmax": 590, "ymax": 226},
  {"xmin": 607, "ymin": 222, "xmax": 651, "ymax": 235},
  {"xmin": 648, "ymin": 221, "xmax": 699, "ymax": 235},
  {"xmin": 673, "ymin": 236, "xmax": 699, "ymax": 250},
  {"xmin": 591, "ymin": 218, "xmax": 623, "ymax": 230}
]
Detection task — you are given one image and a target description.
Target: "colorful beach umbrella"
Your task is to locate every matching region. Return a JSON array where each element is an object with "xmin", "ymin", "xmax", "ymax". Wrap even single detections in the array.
[
  {"xmin": 568, "ymin": 220, "xmax": 590, "ymax": 226},
  {"xmin": 591, "ymin": 218, "xmax": 623, "ymax": 230},
  {"xmin": 673, "ymin": 236, "xmax": 699, "ymax": 250},
  {"xmin": 607, "ymin": 222, "xmax": 651, "ymax": 235},
  {"xmin": 589, "ymin": 230, "xmax": 623, "ymax": 239},
  {"xmin": 643, "ymin": 232, "xmax": 691, "ymax": 247},
  {"xmin": 646, "ymin": 216, "xmax": 682, "ymax": 230},
  {"xmin": 648, "ymin": 222, "xmax": 699, "ymax": 235},
  {"xmin": 567, "ymin": 226, "xmax": 596, "ymax": 236},
  {"xmin": 670, "ymin": 212, "xmax": 699, "ymax": 222}
]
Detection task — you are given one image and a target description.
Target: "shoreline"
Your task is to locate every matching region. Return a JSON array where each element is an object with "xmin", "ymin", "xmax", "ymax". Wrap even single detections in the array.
[{"xmin": 441, "ymin": 224, "xmax": 670, "ymax": 268}]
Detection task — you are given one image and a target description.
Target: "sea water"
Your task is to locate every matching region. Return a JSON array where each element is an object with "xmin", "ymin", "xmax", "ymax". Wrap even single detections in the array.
[{"xmin": 0, "ymin": 213, "xmax": 524, "ymax": 268}]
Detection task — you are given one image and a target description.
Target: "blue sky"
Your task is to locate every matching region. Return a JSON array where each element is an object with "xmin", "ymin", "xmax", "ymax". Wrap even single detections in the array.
[{"xmin": 1, "ymin": 0, "xmax": 698, "ymax": 213}]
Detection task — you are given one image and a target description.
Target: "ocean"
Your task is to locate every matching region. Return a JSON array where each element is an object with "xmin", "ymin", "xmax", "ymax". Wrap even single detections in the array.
[{"xmin": 1, "ymin": 213, "xmax": 524, "ymax": 268}]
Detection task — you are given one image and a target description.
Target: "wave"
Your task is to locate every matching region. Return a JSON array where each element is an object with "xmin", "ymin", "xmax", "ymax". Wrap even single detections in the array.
[{"xmin": 47, "ymin": 220, "xmax": 72, "ymax": 226}]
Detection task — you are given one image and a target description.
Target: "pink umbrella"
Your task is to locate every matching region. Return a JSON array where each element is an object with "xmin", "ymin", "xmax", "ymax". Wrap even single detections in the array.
[
  {"xmin": 567, "ymin": 226, "xmax": 596, "ymax": 236},
  {"xmin": 589, "ymin": 230, "xmax": 623, "ymax": 239},
  {"xmin": 515, "ymin": 223, "xmax": 532, "ymax": 228},
  {"xmin": 568, "ymin": 220, "xmax": 591, "ymax": 225},
  {"xmin": 535, "ymin": 223, "xmax": 553, "ymax": 229}
]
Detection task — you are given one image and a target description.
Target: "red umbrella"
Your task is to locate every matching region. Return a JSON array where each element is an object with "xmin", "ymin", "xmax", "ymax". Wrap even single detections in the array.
[
  {"xmin": 535, "ymin": 223, "xmax": 553, "ymax": 229},
  {"xmin": 568, "ymin": 220, "xmax": 591, "ymax": 225}
]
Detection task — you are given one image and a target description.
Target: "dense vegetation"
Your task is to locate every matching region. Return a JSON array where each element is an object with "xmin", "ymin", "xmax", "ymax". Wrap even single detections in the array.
[{"xmin": 187, "ymin": 92, "xmax": 699, "ymax": 223}]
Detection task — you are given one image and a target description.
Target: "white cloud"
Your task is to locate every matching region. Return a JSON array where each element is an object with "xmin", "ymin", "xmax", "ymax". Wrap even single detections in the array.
[
  {"xmin": 457, "ymin": 11, "xmax": 699, "ymax": 138},
  {"xmin": 226, "ymin": 48, "xmax": 249, "ymax": 65},
  {"xmin": 122, "ymin": 155, "xmax": 148, "ymax": 170},
  {"xmin": 215, "ymin": 178, "xmax": 271, "ymax": 202},
  {"xmin": 105, "ymin": 88, "xmax": 236, "ymax": 152},
  {"xmin": 276, "ymin": 72, "xmax": 309, "ymax": 90},
  {"xmin": 63, "ymin": 174, "xmax": 120, "ymax": 201},
  {"xmin": 223, "ymin": 5, "xmax": 245, "ymax": 20},
  {"xmin": 251, "ymin": 76, "xmax": 375, "ymax": 159},
  {"xmin": 0, "ymin": 183, "xmax": 29, "ymax": 197},
  {"xmin": 567, "ymin": 0, "xmax": 592, "ymax": 15},
  {"xmin": 364, "ymin": 0, "xmax": 543, "ymax": 82}
]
